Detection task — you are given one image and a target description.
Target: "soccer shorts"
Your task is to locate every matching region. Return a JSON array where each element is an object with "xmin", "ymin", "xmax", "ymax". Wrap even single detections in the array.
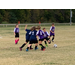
[
  {"xmin": 29, "ymin": 40, "xmax": 38, "ymax": 44},
  {"xmin": 39, "ymin": 38, "xmax": 44, "ymax": 41},
  {"xmin": 44, "ymin": 37, "xmax": 50, "ymax": 41},
  {"xmin": 26, "ymin": 40, "xmax": 29, "ymax": 42},
  {"xmin": 15, "ymin": 33, "xmax": 19, "ymax": 38},
  {"xmin": 50, "ymin": 32, "xmax": 55, "ymax": 37}
]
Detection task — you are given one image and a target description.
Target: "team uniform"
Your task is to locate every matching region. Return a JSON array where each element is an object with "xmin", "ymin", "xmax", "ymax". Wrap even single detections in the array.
[
  {"xmin": 26, "ymin": 30, "xmax": 38, "ymax": 52},
  {"xmin": 14, "ymin": 28, "xmax": 19, "ymax": 37},
  {"xmin": 29, "ymin": 30, "xmax": 38, "ymax": 44},
  {"xmin": 44, "ymin": 31, "xmax": 50, "ymax": 41},
  {"xmin": 50, "ymin": 26, "xmax": 55, "ymax": 36},
  {"xmin": 36, "ymin": 30, "xmax": 44, "ymax": 41},
  {"xmin": 25, "ymin": 29, "xmax": 31, "ymax": 42},
  {"xmin": 20, "ymin": 29, "xmax": 33, "ymax": 51},
  {"xmin": 36, "ymin": 29, "xmax": 45, "ymax": 50}
]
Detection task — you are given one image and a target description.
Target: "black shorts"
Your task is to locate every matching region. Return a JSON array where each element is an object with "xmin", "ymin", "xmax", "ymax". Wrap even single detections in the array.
[
  {"xmin": 26, "ymin": 40, "xmax": 29, "ymax": 42},
  {"xmin": 15, "ymin": 33, "xmax": 19, "ymax": 38},
  {"xmin": 29, "ymin": 40, "xmax": 38, "ymax": 44},
  {"xmin": 39, "ymin": 38, "xmax": 44, "ymax": 41},
  {"xmin": 44, "ymin": 37, "xmax": 50, "ymax": 41}
]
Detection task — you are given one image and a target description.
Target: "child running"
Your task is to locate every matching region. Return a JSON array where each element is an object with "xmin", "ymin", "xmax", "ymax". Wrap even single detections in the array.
[
  {"xmin": 43, "ymin": 28, "xmax": 51, "ymax": 47},
  {"xmin": 20, "ymin": 25, "xmax": 33, "ymax": 51},
  {"xmin": 26, "ymin": 26, "xmax": 38, "ymax": 52},
  {"xmin": 50, "ymin": 23, "xmax": 55, "ymax": 42},
  {"xmin": 14, "ymin": 24, "xmax": 19, "ymax": 44},
  {"xmin": 36, "ymin": 26, "xmax": 45, "ymax": 51}
]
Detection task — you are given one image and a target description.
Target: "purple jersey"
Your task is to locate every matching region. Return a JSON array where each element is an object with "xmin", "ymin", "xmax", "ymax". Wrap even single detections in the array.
[
  {"xmin": 50, "ymin": 26, "xmax": 55, "ymax": 32},
  {"xmin": 44, "ymin": 31, "xmax": 49, "ymax": 38},
  {"xmin": 14, "ymin": 28, "xmax": 19, "ymax": 33},
  {"xmin": 36, "ymin": 30, "xmax": 44, "ymax": 39},
  {"xmin": 50, "ymin": 26, "xmax": 55, "ymax": 36}
]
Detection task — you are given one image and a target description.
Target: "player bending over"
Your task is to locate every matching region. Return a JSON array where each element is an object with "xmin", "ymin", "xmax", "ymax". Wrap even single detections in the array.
[
  {"xmin": 14, "ymin": 24, "xmax": 19, "ymax": 44},
  {"xmin": 36, "ymin": 26, "xmax": 45, "ymax": 51},
  {"xmin": 20, "ymin": 25, "xmax": 33, "ymax": 51},
  {"xmin": 26, "ymin": 26, "xmax": 38, "ymax": 52},
  {"xmin": 50, "ymin": 23, "xmax": 55, "ymax": 42},
  {"xmin": 43, "ymin": 28, "xmax": 51, "ymax": 47}
]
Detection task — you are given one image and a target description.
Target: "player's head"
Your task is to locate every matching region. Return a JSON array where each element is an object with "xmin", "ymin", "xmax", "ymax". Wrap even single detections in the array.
[
  {"xmin": 52, "ymin": 23, "xmax": 54, "ymax": 27},
  {"xmin": 30, "ymin": 26, "xmax": 35, "ymax": 31},
  {"xmin": 37, "ymin": 26, "xmax": 41, "ymax": 30},
  {"xmin": 43, "ymin": 28, "xmax": 46, "ymax": 32},
  {"xmin": 15, "ymin": 24, "xmax": 18, "ymax": 28}
]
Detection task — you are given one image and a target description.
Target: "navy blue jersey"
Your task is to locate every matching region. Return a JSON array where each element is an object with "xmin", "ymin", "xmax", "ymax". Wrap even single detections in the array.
[
  {"xmin": 25, "ymin": 29, "xmax": 31, "ymax": 40},
  {"xmin": 29, "ymin": 30, "xmax": 37, "ymax": 41}
]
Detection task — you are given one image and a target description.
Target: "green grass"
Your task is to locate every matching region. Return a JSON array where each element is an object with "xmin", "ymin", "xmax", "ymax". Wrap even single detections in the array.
[{"xmin": 0, "ymin": 25, "xmax": 75, "ymax": 65}]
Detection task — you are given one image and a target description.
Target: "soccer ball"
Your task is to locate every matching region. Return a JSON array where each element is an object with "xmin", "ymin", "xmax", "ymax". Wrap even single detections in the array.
[{"xmin": 54, "ymin": 44, "xmax": 57, "ymax": 48}]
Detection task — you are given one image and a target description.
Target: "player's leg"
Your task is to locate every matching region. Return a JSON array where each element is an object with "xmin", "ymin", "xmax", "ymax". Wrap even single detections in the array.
[
  {"xmin": 35, "ymin": 40, "xmax": 38, "ymax": 50},
  {"xmin": 26, "ymin": 41, "xmax": 32, "ymax": 52},
  {"xmin": 20, "ymin": 40, "xmax": 29, "ymax": 51},
  {"xmin": 52, "ymin": 35, "xmax": 55, "ymax": 42},
  {"xmin": 46, "ymin": 37, "xmax": 51, "ymax": 44},
  {"xmin": 20, "ymin": 42, "xmax": 28, "ymax": 51},
  {"xmin": 30, "ymin": 45, "xmax": 33, "ymax": 50},
  {"xmin": 16, "ymin": 37, "xmax": 19, "ymax": 43},
  {"xmin": 16, "ymin": 33, "xmax": 19, "ymax": 43},
  {"xmin": 15, "ymin": 33, "xmax": 17, "ymax": 44},
  {"xmin": 39, "ymin": 39, "xmax": 45, "ymax": 51},
  {"xmin": 44, "ymin": 39, "xmax": 48, "ymax": 47},
  {"xmin": 15, "ymin": 38, "xmax": 17, "ymax": 44}
]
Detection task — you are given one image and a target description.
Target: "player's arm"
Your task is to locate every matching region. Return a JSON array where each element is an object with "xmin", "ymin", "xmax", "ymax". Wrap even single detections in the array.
[
  {"xmin": 29, "ymin": 31, "xmax": 31, "ymax": 35},
  {"xmin": 50, "ymin": 27, "xmax": 54, "ymax": 33},
  {"xmin": 14, "ymin": 28, "xmax": 16, "ymax": 35},
  {"xmin": 54, "ymin": 28, "xmax": 55, "ymax": 32},
  {"xmin": 14, "ymin": 32, "xmax": 15, "ymax": 35},
  {"xmin": 50, "ymin": 30, "xmax": 54, "ymax": 33},
  {"xmin": 47, "ymin": 32, "xmax": 50, "ymax": 38},
  {"xmin": 36, "ymin": 31, "xmax": 39, "ymax": 36},
  {"xmin": 42, "ymin": 31, "xmax": 44, "ymax": 36},
  {"xmin": 25, "ymin": 25, "xmax": 27, "ymax": 30}
]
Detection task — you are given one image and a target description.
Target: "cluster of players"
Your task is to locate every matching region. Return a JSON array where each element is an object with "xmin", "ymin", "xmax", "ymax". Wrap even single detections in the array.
[{"xmin": 14, "ymin": 23, "xmax": 55, "ymax": 51}]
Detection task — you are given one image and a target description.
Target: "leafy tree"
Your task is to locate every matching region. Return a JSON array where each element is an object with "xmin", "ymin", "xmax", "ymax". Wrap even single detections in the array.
[
  {"xmin": 9, "ymin": 12, "xmax": 17, "ymax": 23},
  {"xmin": 0, "ymin": 14, "xmax": 3, "ymax": 23}
]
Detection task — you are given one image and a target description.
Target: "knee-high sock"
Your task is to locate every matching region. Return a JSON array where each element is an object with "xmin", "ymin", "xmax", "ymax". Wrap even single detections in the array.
[
  {"xmin": 20, "ymin": 43, "xmax": 26, "ymax": 48},
  {"xmin": 52, "ymin": 37, "xmax": 54, "ymax": 41},
  {"xmin": 15, "ymin": 40, "xmax": 17, "ymax": 43}
]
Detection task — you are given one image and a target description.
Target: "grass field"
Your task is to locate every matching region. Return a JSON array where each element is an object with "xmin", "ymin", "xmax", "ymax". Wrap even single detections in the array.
[{"xmin": 0, "ymin": 25, "xmax": 75, "ymax": 65}]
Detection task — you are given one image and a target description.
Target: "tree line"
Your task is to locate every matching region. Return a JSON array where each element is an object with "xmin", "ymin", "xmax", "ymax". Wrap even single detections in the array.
[{"xmin": 0, "ymin": 9, "xmax": 75, "ymax": 23}]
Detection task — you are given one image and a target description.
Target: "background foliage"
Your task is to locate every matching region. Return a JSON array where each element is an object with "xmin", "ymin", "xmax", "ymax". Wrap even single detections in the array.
[{"xmin": 0, "ymin": 9, "xmax": 74, "ymax": 23}]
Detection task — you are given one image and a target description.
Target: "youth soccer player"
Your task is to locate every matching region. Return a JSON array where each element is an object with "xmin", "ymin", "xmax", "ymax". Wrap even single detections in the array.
[
  {"xmin": 26, "ymin": 26, "xmax": 38, "ymax": 52},
  {"xmin": 50, "ymin": 23, "xmax": 55, "ymax": 42},
  {"xmin": 20, "ymin": 25, "xmax": 33, "ymax": 51},
  {"xmin": 14, "ymin": 24, "xmax": 19, "ymax": 44},
  {"xmin": 43, "ymin": 28, "xmax": 51, "ymax": 47},
  {"xmin": 36, "ymin": 26, "xmax": 45, "ymax": 51}
]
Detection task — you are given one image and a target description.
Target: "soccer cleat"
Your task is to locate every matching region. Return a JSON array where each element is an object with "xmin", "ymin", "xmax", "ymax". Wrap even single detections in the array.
[
  {"xmin": 15, "ymin": 43, "xmax": 17, "ymax": 44},
  {"xmin": 41, "ymin": 47, "xmax": 46, "ymax": 51},
  {"xmin": 19, "ymin": 47, "xmax": 22, "ymax": 51},
  {"xmin": 35, "ymin": 47, "xmax": 38, "ymax": 50},
  {"xmin": 43, "ymin": 48, "xmax": 45, "ymax": 51},
  {"xmin": 26, "ymin": 49, "xmax": 29, "ymax": 52}
]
